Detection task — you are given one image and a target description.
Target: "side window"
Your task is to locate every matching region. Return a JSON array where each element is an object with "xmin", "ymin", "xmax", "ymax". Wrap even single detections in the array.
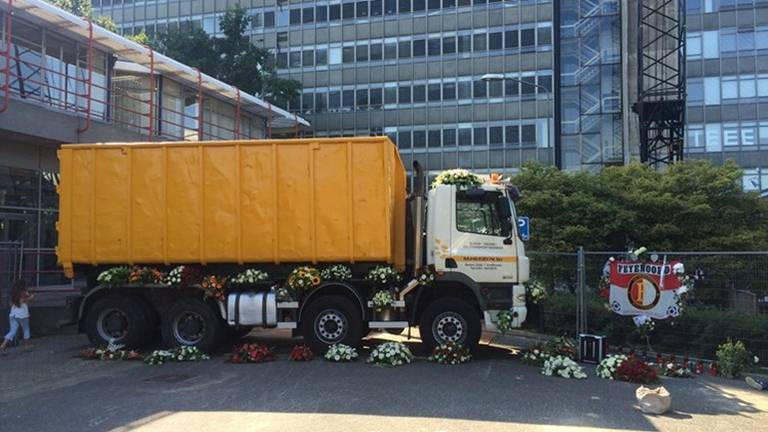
[{"xmin": 455, "ymin": 192, "xmax": 510, "ymax": 237}]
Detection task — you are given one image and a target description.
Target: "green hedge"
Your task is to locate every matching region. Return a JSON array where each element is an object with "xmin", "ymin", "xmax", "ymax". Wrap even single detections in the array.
[{"xmin": 534, "ymin": 293, "xmax": 768, "ymax": 360}]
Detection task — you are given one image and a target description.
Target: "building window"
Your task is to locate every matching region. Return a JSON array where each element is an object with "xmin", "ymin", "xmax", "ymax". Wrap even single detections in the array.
[
  {"xmin": 399, "ymin": 41, "xmax": 411, "ymax": 58},
  {"xmin": 343, "ymin": 3, "xmax": 355, "ymax": 19},
  {"xmin": 303, "ymin": 7, "xmax": 314, "ymax": 23},
  {"xmin": 399, "ymin": 86, "xmax": 411, "ymax": 103},
  {"xmin": 316, "ymin": 6, "xmax": 328, "ymax": 22},
  {"xmin": 443, "ymin": 82, "xmax": 456, "ymax": 100},
  {"xmin": 302, "ymin": 50, "xmax": 314, "ymax": 66},
  {"xmin": 385, "ymin": 0, "xmax": 397, "ymax": 14},
  {"xmin": 505, "ymin": 30, "xmax": 518, "ymax": 49},
  {"xmin": 428, "ymin": 38, "xmax": 441, "ymax": 55},
  {"xmin": 290, "ymin": 9, "xmax": 301, "ymax": 25},
  {"xmin": 413, "ymin": 39, "xmax": 426, "ymax": 57},
  {"xmin": 428, "ymin": 83, "xmax": 441, "ymax": 101},
  {"xmin": 473, "ymin": 33, "xmax": 487, "ymax": 51},
  {"xmin": 537, "ymin": 26, "xmax": 552, "ymax": 45},
  {"xmin": 473, "ymin": 80, "xmax": 487, "ymax": 98},
  {"xmin": 398, "ymin": 131, "xmax": 412, "ymax": 149},
  {"xmin": 458, "ymin": 35, "xmax": 472, "ymax": 53},
  {"xmin": 521, "ymin": 29, "xmax": 535, "ymax": 47},
  {"xmin": 330, "ymin": 4, "xmax": 341, "ymax": 20},
  {"xmin": 473, "ymin": 127, "xmax": 487, "ymax": 146},
  {"xmin": 414, "ymin": 0, "xmax": 427, "ymax": 11},
  {"xmin": 443, "ymin": 129, "xmax": 456, "ymax": 146},
  {"xmin": 443, "ymin": 36, "xmax": 456, "ymax": 54},
  {"xmin": 521, "ymin": 125, "xmax": 536, "ymax": 147},
  {"xmin": 428, "ymin": 130, "xmax": 441, "ymax": 147},
  {"xmin": 505, "ymin": 125, "xmax": 519, "ymax": 146},
  {"xmin": 371, "ymin": 43, "xmax": 383, "ymax": 60},
  {"xmin": 704, "ymin": 77, "xmax": 721, "ymax": 105},
  {"xmin": 371, "ymin": 0, "xmax": 383, "ymax": 15},
  {"xmin": 356, "ymin": 45, "xmax": 369, "ymax": 62},
  {"xmin": 399, "ymin": 0, "xmax": 412, "ymax": 13},
  {"xmin": 413, "ymin": 130, "xmax": 426, "ymax": 148},
  {"xmin": 357, "ymin": 1, "xmax": 369, "ymax": 17},
  {"xmin": 413, "ymin": 85, "xmax": 426, "ymax": 102}
]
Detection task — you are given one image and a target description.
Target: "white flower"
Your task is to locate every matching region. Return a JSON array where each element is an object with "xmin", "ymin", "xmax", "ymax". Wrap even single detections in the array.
[{"xmin": 755, "ymin": 356, "xmax": 760, "ymax": 364}]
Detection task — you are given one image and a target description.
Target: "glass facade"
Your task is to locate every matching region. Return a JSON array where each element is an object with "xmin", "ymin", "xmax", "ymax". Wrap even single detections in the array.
[
  {"xmin": 97, "ymin": 0, "xmax": 557, "ymax": 176},
  {"xmin": 558, "ymin": 0, "xmax": 623, "ymax": 170},
  {"xmin": 685, "ymin": 0, "xmax": 768, "ymax": 195}
]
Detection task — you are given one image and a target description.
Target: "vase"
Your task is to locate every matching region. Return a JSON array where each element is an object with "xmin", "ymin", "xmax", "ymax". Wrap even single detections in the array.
[{"xmin": 374, "ymin": 307, "xmax": 393, "ymax": 321}]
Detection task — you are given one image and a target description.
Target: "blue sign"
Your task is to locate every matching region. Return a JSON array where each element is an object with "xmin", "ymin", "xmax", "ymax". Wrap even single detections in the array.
[{"xmin": 518, "ymin": 217, "xmax": 530, "ymax": 241}]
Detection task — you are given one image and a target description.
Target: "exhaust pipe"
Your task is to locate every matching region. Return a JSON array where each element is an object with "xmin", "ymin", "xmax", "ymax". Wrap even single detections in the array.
[{"xmin": 412, "ymin": 161, "xmax": 426, "ymax": 278}]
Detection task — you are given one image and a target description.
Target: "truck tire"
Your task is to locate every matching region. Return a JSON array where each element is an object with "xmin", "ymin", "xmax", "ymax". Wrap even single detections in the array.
[
  {"xmin": 300, "ymin": 295, "xmax": 363, "ymax": 355},
  {"xmin": 419, "ymin": 297, "xmax": 481, "ymax": 352},
  {"xmin": 161, "ymin": 298, "xmax": 225, "ymax": 353},
  {"xmin": 84, "ymin": 295, "xmax": 153, "ymax": 349}
]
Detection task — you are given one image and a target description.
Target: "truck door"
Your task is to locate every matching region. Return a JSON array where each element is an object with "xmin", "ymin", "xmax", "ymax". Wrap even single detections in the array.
[{"xmin": 448, "ymin": 189, "xmax": 518, "ymax": 284}]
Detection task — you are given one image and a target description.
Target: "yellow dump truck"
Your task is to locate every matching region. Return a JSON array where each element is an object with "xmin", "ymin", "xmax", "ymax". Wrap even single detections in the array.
[{"xmin": 57, "ymin": 137, "xmax": 529, "ymax": 352}]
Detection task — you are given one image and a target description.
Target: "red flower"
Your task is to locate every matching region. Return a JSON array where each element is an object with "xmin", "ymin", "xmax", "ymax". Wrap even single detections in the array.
[
  {"xmin": 289, "ymin": 345, "xmax": 314, "ymax": 361},
  {"xmin": 226, "ymin": 343, "xmax": 275, "ymax": 363},
  {"xmin": 615, "ymin": 356, "xmax": 658, "ymax": 384}
]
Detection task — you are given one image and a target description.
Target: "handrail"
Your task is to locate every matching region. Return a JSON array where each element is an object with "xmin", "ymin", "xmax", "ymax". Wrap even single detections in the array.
[{"xmin": 0, "ymin": 0, "xmax": 13, "ymax": 113}]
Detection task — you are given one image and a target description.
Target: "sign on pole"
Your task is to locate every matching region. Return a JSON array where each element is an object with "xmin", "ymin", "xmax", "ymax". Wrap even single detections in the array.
[{"xmin": 517, "ymin": 216, "xmax": 530, "ymax": 241}]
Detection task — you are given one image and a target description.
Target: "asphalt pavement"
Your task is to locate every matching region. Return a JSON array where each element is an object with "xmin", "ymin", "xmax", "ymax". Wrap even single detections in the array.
[{"xmin": 1, "ymin": 330, "xmax": 767, "ymax": 432}]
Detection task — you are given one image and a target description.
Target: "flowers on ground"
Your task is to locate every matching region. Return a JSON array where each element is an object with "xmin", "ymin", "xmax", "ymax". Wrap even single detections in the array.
[
  {"xmin": 661, "ymin": 362, "xmax": 693, "ymax": 378},
  {"xmin": 230, "ymin": 269, "xmax": 270, "ymax": 286},
  {"xmin": 289, "ymin": 345, "xmax": 315, "ymax": 361},
  {"xmin": 541, "ymin": 355, "xmax": 587, "ymax": 379},
  {"xmin": 79, "ymin": 340, "xmax": 142, "ymax": 361},
  {"xmin": 615, "ymin": 356, "xmax": 658, "ymax": 383},
  {"xmin": 365, "ymin": 265, "xmax": 401, "ymax": 288},
  {"xmin": 371, "ymin": 290, "xmax": 395, "ymax": 310},
  {"xmin": 320, "ymin": 264, "xmax": 353, "ymax": 281},
  {"xmin": 145, "ymin": 346, "xmax": 210, "ymax": 365},
  {"xmin": 428, "ymin": 342, "xmax": 472, "ymax": 365},
  {"xmin": 97, "ymin": 267, "xmax": 131, "ymax": 287},
  {"xmin": 521, "ymin": 347, "xmax": 547, "ymax": 367},
  {"xmin": 227, "ymin": 343, "xmax": 275, "ymax": 363},
  {"xmin": 201, "ymin": 275, "xmax": 228, "ymax": 302},
  {"xmin": 324, "ymin": 344, "xmax": 358, "ymax": 362},
  {"xmin": 596, "ymin": 354, "xmax": 628, "ymax": 379},
  {"xmin": 431, "ymin": 169, "xmax": 482, "ymax": 189},
  {"xmin": 367, "ymin": 341, "xmax": 414, "ymax": 367}
]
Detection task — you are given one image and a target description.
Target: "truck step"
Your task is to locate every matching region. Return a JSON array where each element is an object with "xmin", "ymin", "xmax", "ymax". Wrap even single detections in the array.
[
  {"xmin": 276, "ymin": 322, "xmax": 297, "ymax": 329},
  {"xmin": 368, "ymin": 321, "xmax": 409, "ymax": 329},
  {"xmin": 276, "ymin": 301, "xmax": 299, "ymax": 309},
  {"xmin": 366, "ymin": 300, "xmax": 405, "ymax": 308}
]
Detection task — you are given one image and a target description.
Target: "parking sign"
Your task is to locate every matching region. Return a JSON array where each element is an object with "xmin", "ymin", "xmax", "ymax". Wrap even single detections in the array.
[{"xmin": 517, "ymin": 216, "xmax": 530, "ymax": 241}]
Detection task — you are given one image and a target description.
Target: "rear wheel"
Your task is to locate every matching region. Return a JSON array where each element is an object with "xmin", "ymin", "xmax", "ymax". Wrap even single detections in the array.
[
  {"xmin": 161, "ymin": 298, "xmax": 226, "ymax": 353},
  {"xmin": 84, "ymin": 295, "xmax": 153, "ymax": 348},
  {"xmin": 300, "ymin": 295, "xmax": 363, "ymax": 355},
  {"xmin": 419, "ymin": 297, "xmax": 481, "ymax": 352}
]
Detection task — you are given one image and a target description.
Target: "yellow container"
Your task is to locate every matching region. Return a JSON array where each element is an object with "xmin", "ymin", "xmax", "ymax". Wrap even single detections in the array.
[{"xmin": 56, "ymin": 137, "xmax": 406, "ymax": 278}]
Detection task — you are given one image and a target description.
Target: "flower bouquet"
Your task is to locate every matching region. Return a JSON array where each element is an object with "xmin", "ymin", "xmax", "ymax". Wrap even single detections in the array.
[
  {"xmin": 417, "ymin": 269, "xmax": 435, "ymax": 286},
  {"xmin": 201, "ymin": 275, "xmax": 227, "ymax": 302},
  {"xmin": 230, "ymin": 269, "xmax": 270, "ymax": 288},
  {"xmin": 286, "ymin": 266, "xmax": 322, "ymax": 297},
  {"xmin": 431, "ymin": 169, "xmax": 482, "ymax": 189},
  {"xmin": 595, "ymin": 354, "xmax": 628, "ymax": 379},
  {"xmin": 275, "ymin": 286, "xmax": 294, "ymax": 302},
  {"xmin": 615, "ymin": 356, "xmax": 658, "ymax": 383},
  {"xmin": 541, "ymin": 355, "xmax": 587, "ymax": 379},
  {"xmin": 428, "ymin": 342, "xmax": 472, "ymax": 365},
  {"xmin": 97, "ymin": 266, "xmax": 131, "ymax": 288},
  {"xmin": 367, "ymin": 341, "xmax": 414, "ymax": 367},
  {"xmin": 164, "ymin": 266, "xmax": 184, "ymax": 286},
  {"xmin": 365, "ymin": 265, "xmax": 401, "ymax": 288},
  {"xmin": 227, "ymin": 343, "xmax": 275, "ymax": 363},
  {"xmin": 495, "ymin": 310, "xmax": 515, "ymax": 334},
  {"xmin": 525, "ymin": 279, "xmax": 548, "ymax": 304},
  {"xmin": 521, "ymin": 346, "xmax": 547, "ymax": 367},
  {"xmin": 79, "ymin": 340, "xmax": 142, "ymax": 361},
  {"xmin": 661, "ymin": 362, "xmax": 693, "ymax": 378},
  {"xmin": 320, "ymin": 264, "xmax": 352, "ymax": 281},
  {"xmin": 543, "ymin": 336, "xmax": 577, "ymax": 360},
  {"xmin": 324, "ymin": 343, "xmax": 358, "ymax": 362},
  {"xmin": 289, "ymin": 345, "xmax": 314, "ymax": 361},
  {"xmin": 371, "ymin": 290, "xmax": 394, "ymax": 311},
  {"xmin": 129, "ymin": 266, "xmax": 164, "ymax": 285},
  {"xmin": 145, "ymin": 346, "xmax": 210, "ymax": 365}
]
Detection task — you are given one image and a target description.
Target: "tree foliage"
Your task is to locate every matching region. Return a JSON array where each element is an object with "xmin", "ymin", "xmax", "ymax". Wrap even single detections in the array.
[
  {"xmin": 48, "ymin": 0, "xmax": 117, "ymax": 31},
  {"xmin": 514, "ymin": 160, "xmax": 768, "ymax": 252},
  {"xmin": 153, "ymin": 6, "xmax": 301, "ymax": 107}
]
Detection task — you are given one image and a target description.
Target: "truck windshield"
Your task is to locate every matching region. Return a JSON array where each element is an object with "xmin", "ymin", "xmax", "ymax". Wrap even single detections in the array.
[{"xmin": 455, "ymin": 190, "xmax": 512, "ymax": 237}]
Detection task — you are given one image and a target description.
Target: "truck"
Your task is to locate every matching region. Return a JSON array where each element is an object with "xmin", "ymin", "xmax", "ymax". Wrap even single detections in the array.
[{"xmin": 56, "ymin": 137, "xmax": 529, "ymax": 353}]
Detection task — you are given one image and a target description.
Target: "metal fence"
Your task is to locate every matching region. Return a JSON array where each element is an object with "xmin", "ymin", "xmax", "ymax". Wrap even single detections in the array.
[
  {"xmin": 0, "ymin": 241, "xmax": 23, "ymax": 308},
  {"xmin": 527, "ymin": 249, "xmax": 768, "ymax": 362}
]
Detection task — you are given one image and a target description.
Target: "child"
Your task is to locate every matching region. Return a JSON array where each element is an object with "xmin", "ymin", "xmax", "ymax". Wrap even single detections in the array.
[{"xmin": 1, "ymin": 280, "xmax": 34, "ymax": 350}]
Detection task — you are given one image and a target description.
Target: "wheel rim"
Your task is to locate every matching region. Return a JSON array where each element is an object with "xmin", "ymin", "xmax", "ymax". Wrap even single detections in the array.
[
  {"xmin": 314, "ymin": 308, "xmax": 348, "ymax": 344},
  {"xmin": 97, "ymin": 308, "xmax": 129, "ymax": 342},
  {"xmin": 432, "ymin": 311, "xmax": 467, "ymax": 344},
  {"xmin": 173, "ymin": 311, "xmax": 207, "ymax": 345}
]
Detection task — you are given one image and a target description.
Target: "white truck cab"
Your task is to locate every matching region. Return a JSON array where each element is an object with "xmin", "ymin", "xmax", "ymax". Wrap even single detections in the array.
[{"xmin": 426, "ymin": 177, "xmax": 530, "ymax": 331}]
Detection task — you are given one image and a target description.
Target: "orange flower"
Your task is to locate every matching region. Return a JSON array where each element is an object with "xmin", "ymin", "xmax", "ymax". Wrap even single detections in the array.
[{"xmin": 311, "ymin": 276, "xmax": 321, "ymax": 286}]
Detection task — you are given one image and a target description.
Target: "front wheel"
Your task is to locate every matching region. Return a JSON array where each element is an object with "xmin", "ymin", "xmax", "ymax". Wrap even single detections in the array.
[
  {"xmin": 419, "ymin": 298, "xmax": 481, "ymax": 352},
  {"xmin": 161, "ymin": 298, "xmax": 226, "ymax": 353},
  {"xmin": 300, "ymin": 295, "xmax": 363, "ymax": 355}
]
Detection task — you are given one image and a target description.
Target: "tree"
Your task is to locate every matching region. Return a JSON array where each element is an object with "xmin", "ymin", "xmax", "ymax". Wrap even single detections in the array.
[
  {"xmin": 154, "ymin": 6, "xmax": 301, "ymax": 107},
  {"xmin": 513, "ymin": 160, "xmax": 768, "ymax": 252},
  {"xmin": 48, "ymin": 0, "xmax": 118, "ymax": 32}
]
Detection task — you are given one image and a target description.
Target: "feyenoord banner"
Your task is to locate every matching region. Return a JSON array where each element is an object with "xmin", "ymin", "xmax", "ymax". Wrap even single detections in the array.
[{"xmin": 608, "ymin": 260, "xmax": 683, "ymax": 319}]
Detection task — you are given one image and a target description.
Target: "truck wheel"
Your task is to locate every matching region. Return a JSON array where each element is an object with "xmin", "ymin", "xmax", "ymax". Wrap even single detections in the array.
[
  {"xmin": 419, "ymin": 297, "xmax": 481, "ymax": 352},
  {"xmin": 84, "ymin": 295, "xmax": 153, "ymax": 348},
  {"xmin": 161, "ymin": 298, "xmax": 225, "ymax": 353},
  {"xmin": 300, "ymin": 295, "xmax": 363, "ymax": 354}
]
